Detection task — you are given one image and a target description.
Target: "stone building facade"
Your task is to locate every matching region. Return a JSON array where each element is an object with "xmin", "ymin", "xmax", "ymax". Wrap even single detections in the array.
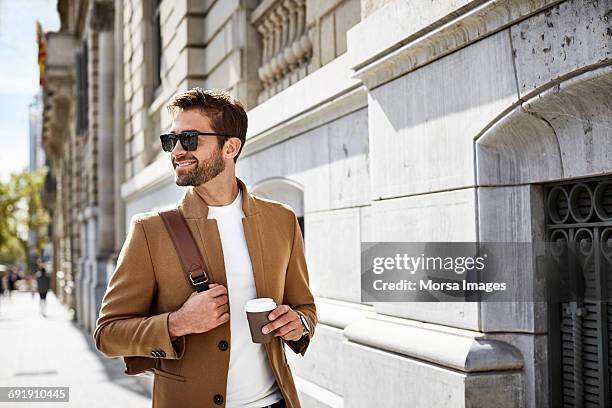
[
  {"xmin": 42, "ymin": 0, "xmax": 612, "ymax": 406},
  {"xmin": 41, "ymin": 0, "xmax": 117, "ymax": 331}
]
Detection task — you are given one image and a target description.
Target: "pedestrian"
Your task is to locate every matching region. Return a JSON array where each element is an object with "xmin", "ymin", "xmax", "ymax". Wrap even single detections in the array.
[
  {"xmin": 0, "ymin": 271, "xmax": 5, "ymax": 310},
  {"xmin": 7, "ymin": 268, "xmax": 19, "ymax": 299},
  {"xmin": 94, "ymin": 88, "xmax": 316, "ymax": 408},
  {"xmin": 36, "ymin": 267, "xmax": 51, "ymax": 317},
  {"xmin": 0, "ymin": 271, "xmax": 6, "ymax": 297}
]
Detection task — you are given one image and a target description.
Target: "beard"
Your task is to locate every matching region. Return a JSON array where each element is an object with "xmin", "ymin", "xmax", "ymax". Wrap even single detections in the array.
[{"xmin": 173, "ymin": 148, "xmax": 225, "ymax": 186}]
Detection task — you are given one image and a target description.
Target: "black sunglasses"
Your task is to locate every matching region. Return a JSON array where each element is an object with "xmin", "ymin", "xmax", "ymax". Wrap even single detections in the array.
[{"xmin": 160, "ymin": 131, "xmax": 231, "ymax": 152}]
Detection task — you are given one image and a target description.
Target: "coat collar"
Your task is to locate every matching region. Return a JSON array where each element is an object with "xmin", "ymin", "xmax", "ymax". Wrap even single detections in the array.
[{"xmin": 178, "ymin": 176, "xmax": 259, "ymax": 219}]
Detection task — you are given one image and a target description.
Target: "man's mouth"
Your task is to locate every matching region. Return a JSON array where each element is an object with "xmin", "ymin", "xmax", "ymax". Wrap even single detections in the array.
[{"xmin": 175, "ymin": 159, "xmax": 197, "ymax": 169}]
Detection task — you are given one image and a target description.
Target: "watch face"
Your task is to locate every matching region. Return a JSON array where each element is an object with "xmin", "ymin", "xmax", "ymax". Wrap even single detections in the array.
[{"xmin": 299, "ymin": 315, "xmax": 309, "ymax": 335}]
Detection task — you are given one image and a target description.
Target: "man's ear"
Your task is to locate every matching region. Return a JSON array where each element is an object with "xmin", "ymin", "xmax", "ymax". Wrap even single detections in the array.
[{"xmin": 224, "ymin": 138, "xmax": 242, "ymax": 160}]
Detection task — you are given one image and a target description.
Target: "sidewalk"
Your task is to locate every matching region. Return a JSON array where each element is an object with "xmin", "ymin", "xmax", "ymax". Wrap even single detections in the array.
[{"xmin": 0, "ymin": 291, "xmax": 152, "ymax": 407}]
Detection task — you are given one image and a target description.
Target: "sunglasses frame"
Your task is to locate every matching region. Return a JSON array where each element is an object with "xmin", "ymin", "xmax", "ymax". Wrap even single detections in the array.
[{"xmin": 160, "ymin": 131, "xmax": 231, "ymax": 152}]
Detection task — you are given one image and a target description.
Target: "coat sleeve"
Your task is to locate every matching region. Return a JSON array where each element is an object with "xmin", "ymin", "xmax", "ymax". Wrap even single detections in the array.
[
  {"xmin": 93, "ymin": 216, "xmax": 185, "ymax": 360},
  {"xmin": 282, "ymin": 213, "xmax": 317, "ymax": 356}
]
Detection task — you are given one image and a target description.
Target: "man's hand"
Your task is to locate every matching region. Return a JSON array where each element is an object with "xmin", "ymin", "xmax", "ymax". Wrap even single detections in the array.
[
  {"xmin": 261, "ymin": 305, "xmax": 303, "ymax": 342},
  {"xmin": 168, "ymin": 283, "xmax": 229, "ymax": 337}
]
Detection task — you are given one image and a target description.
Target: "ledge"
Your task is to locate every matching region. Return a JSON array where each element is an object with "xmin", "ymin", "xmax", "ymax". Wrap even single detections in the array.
[
  {"xmin": 344, "ymin": 314, "xmax": 523, "ymax": 373},
  {"xmin": 315, "ymin": 296, "xmax": 375, "ymax": 330},
  {"xmin": 120, "ymin": 158, "xmax": 173, "ymax": 200}
]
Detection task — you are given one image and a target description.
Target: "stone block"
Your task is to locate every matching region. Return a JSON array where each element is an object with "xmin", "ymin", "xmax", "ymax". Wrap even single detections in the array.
[
  {"xmin": 368, "ymin": 29, "xmax": 517, "ymax": 199},
  {"xmin": 130, "ymin": 0, "xmax": 144, "ymax": 27},
  {"xmin": 296, "ymin": 391, "xmax": 339, "ymax": 408},
  {"xmin": 487, "ymin": 333, "xmax": 549, "ymax": 408},
  {"xmin": 306, "ymin": 0, "xmax": 345, "ymax": 25},
  {"xmin": 328, "ymin": 108, "xmax": 369, "ymax": 208},
  {"xmin": 477, "ymin": 185, "xmax": 548, "ymax": 334},
  {"xmin": 374, "ymin": 302, "xmax": 480, "ymax": 332},
  {"xmin": 188, "ymin": 0, "xmax": 209, "ymax": 14},
  {"xmin": 163, "ymin": 36, "xmax": 185, "ymax": 81},
  {"xmin": 205, "ymin": 23, "xmax": 232, "ymax": 73},
  {"xmin": 344, "ymin": 341, "xmax": 523, "ymax": 407},
  {"xmin": 131, "ymin": 86, "xmax": 145, "ymax": 113},
  {"xmin": 187, "ymin": 47, "xmax": 206, "ymax": 76},
  {"xmin": 360, "ymin": 188, "xmax": 480, "ymax": 330},
  {"xmin": 205, "ymin": 49, "xmax": 242, "ymax": 90},
  {"xmin": 205, "ymin": 0, "xmax": 239, "ymax": 42},
  {"xmin": 235, "ymin": 159, "xmax": 252, "ymax": 185},
  {"xmin": 159, "ymin": 0, "xmax": 175, "ymax": 26},
  {"xmin": 320, "ymin": 12, "xmax": 336, "ymax": 65},
  {"xmin": 305, "ymin": 208, "xmax": 361, "ymax": 303},
  {"xmin": 360, "ymin": 0, "xmax": 392, "ymax": 19},
  {"xmin": 334, "ymin": 0, "xmax": 360, "ymax": 56},
  {"xmin": 286, "ymin": 325, "xmax": 344, "ymax": 396},
  {"xmin": 511, "ymin": 0, "xmax": 612, "ymax": 97},
  {"xmin": 166, "ymin": 48, "xmax": 196, "ymax": 90},
  {"xmin": 131, "ymin": 130, "xmax": 145, "ymax": 156},
  {"xmin": 361, "ymin": 188, "xmax": 477, "ymax": 242}
]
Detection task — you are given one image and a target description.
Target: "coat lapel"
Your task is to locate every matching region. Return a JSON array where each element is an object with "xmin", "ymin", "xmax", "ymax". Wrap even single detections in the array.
[
  {"xmin": 177, "ymin": 177, "xmax": 268, "ymax": 297},
  {"xmin": 195, "ymin": 219, "xmax": 227, "ymax": 287},
  {"xmin": 242, "ymin": 214, "xmax": 267, "ymax": 298}
]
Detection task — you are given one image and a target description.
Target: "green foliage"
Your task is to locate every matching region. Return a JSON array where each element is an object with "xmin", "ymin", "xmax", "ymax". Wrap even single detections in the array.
[{"xmin": 0, "ymin": 169, "xmax": 50, "ymax": 264}]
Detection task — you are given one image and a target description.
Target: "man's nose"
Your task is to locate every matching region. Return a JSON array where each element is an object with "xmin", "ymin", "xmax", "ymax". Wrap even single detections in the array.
[{"xmin": 171, "ymin": 138, "xmax": 186, "ymax": 158}]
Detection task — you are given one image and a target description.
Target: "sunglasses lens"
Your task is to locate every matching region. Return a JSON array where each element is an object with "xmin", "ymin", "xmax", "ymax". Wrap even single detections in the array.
[
  {"xmin": 181, "ymin": 132, "xmax": 198, "ymax": 151},
  {"xmin": 160, "ymin": 135, "xmax": 175, "ymax": 152}
]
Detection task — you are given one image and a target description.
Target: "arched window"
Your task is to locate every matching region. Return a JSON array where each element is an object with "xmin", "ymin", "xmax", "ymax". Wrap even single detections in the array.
[{"xmin": 251, "ymin": 178, "xmax": 305, "ymax": 237}]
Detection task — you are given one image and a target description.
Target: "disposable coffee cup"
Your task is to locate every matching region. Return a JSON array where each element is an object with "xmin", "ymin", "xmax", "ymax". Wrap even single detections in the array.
[{"xmin": 244, "ymin": 298, "xmax": 277, "ymax": 344}]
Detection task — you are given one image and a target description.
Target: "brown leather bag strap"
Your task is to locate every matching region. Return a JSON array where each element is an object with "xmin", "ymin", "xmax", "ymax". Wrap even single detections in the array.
[{"xmin": 159, "ymin": 209, "xmax": 210, "ymax": 292}]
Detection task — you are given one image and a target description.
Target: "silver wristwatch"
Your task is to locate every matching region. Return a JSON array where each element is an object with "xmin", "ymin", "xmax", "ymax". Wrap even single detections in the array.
[{"xmin": 297, "ymin": 312, "xmax": 310, "ymax": 339}]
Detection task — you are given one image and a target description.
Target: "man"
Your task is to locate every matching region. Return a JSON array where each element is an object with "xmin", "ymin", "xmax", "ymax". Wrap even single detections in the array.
[
  {"xmin": 36, "ymin": 267, "xmax": 51, "ymax": 317},
  {"xmin": 94, "ymin": 88, "xmax": 316, "ymax": 408}
]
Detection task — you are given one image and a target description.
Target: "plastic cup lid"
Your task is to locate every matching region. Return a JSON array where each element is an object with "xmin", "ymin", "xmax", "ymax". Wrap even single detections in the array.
[{"xmin": 244, "ymin": 298, "xmax": 277, "ymax": 312}]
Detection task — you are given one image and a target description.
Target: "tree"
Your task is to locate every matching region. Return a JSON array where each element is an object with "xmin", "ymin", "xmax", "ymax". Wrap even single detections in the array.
[{"xmin": 0, "ymin": 169, "xmax": 50, "ymax": 266}]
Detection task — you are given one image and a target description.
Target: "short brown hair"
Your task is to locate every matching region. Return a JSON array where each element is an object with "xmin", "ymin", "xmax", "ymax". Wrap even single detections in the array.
[{"xmin": 166, "ymin": 88, "xmax": 248, "ymax": 162}]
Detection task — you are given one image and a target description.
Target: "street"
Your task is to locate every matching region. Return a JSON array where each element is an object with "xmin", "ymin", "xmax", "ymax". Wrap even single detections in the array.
[{"xmin": 0, "ymin": 291, "xmax": 151, "ymax": 407}]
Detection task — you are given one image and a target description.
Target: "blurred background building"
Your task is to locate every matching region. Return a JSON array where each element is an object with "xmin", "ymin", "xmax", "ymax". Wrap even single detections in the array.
[
  {"xmin": 28, "ymin": 92, "xmax": 52, "ymax": 272},
  {"xmin": 39, "ymin": 0, "xmax": 612, "ymax": 407}
]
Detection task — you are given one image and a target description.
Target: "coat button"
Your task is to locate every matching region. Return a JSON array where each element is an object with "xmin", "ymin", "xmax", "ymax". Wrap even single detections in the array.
[
  {"xmin": 213, "ymin": 394, "xmax": 224, "ymax": 405},
  {"xmin": 151, "ymin": 351, "xmax": 158, "ymax": 357},
  {"xmin": 158, "ymin": 350, "xmax": 166, "ymax": 357},
  {"xmin": 218, "ymin": 340, "xmax": 228, "ymax": 351}
]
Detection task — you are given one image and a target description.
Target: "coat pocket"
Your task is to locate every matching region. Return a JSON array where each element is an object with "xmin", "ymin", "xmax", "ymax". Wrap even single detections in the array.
[
  {"xmin": 153, "ymin": 368, "xmax": 186, "ymax": 382},
  {"xmin": 154, "ymin": 358, "xmax": 185, "ymax": 382}
]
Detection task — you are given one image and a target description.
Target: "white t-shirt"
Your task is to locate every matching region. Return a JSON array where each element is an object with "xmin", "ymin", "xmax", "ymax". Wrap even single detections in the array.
[{"xmin": 207, "ymin": 189, "xmax": 283, "ymax": 407}]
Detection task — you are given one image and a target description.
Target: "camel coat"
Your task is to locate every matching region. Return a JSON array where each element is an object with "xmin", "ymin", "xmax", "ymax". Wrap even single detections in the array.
[{"xmin": 93, "ymin": 177, "xmax": 317, "ymax": 408}]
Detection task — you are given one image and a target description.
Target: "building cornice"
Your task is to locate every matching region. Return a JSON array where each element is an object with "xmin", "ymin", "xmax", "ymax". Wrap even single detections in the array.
[{"xmin": 349, "ymin": 0, "xmax": 564, "ymax": 89}]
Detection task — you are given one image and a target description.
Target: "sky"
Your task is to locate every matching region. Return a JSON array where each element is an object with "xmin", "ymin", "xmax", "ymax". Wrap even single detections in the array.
[{"xmin": 0, "ymin": 0, "xmax": 59, "ymax": 182}]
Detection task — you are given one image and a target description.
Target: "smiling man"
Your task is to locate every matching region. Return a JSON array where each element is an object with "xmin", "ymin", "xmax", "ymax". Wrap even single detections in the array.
[{"xmin": 94, "ymin": 88, "xmax": 317, "ymax": 408}]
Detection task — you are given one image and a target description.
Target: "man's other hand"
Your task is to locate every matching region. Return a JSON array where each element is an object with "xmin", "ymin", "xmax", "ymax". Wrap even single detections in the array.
[
  {"xmin": 168, "ymin": 283, "xmax": 229, "ymax": 337},
  {"xmin": 262, "ymin": 305, "xmax": 303, "ymax": 341}
]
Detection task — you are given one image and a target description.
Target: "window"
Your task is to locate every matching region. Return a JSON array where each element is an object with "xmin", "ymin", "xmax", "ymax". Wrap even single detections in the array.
[
  {"xmin": 151, "ymin": 0, "xmax": 162, "ymax": 92},
  {"xmin": 75, "ymin": 42, "xmax": 88, "ymax": 134},
  {"xmin": 546, "ymin": 176, "xmax": 612, "ymax": 407}
]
